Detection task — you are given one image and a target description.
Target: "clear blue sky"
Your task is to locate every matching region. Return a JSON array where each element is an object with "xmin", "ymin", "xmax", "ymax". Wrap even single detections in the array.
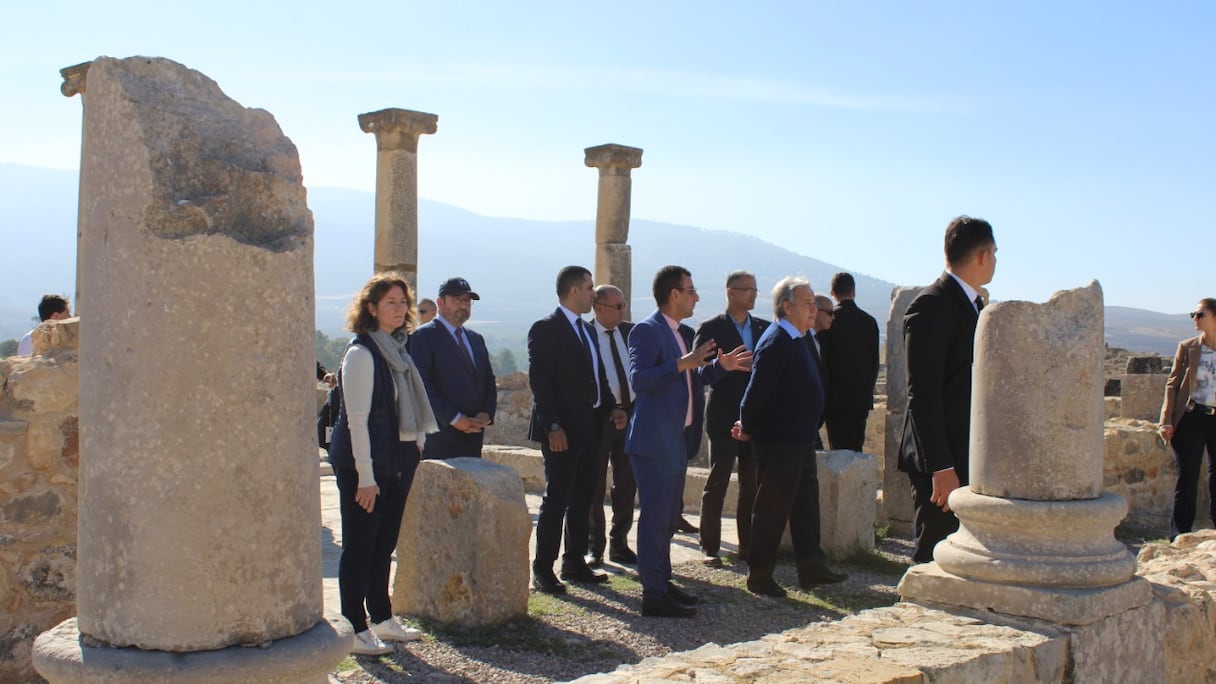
[{"xmin": 3, "ymin": 2, "xmax": 1212, "ymax": 312}]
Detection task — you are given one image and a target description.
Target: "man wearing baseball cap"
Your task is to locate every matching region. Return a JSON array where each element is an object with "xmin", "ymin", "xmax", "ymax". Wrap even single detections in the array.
[{"xmin": 408, "ymin": 277, "xmax": 497, "ymax": 459}]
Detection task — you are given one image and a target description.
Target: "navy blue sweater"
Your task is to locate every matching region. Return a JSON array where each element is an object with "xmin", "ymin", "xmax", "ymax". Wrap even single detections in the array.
[
  {"xmin": 327, "ymin": 334, "xmax": 412, "ymax": 481},
  {"xmin": 739, "ymin": 322, "xmax": 825, "ymax": 444}
]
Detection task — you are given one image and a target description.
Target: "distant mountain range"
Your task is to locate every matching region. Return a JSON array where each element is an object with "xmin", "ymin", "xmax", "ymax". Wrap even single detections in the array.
[{"xmin": 0, "ymin": 164, "xmax": 1194, "ymax": 356}]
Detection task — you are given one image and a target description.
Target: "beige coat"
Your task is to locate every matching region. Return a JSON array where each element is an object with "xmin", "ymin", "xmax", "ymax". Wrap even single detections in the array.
[{"xmin": 1161, "ymin": 335, "xmax": 1207, "ymax": 428}]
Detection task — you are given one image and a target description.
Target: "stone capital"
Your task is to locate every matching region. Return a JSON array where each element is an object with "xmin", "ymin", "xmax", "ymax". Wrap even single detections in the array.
[
  {"xmin": 358, "ymin": 108, "xmax": 438, "ymax": 152},
  {"xmin": 584, "ymin": 144, "xmax": 643, "ymax": 175},
  {"xmin": 60, "ymin": 61, "xmax": 92, "ymax": 97}
]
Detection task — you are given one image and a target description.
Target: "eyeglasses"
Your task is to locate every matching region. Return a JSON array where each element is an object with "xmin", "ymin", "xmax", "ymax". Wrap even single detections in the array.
[
  {"xmin": 676, "ymin": 287, "xmax": 698, "ymax": 294},
  {"xmin": 597, "ymin": 302, "xmax": 625, "ymax": 310},
  {"xmin": 822, "ymin": 311, "xmax": 836, "ymax": 318},
  {"xmin": 729, "ymin": 287, "xmax": 757, "ymax": 293},
  {"xmin": 1192, "ymin": 311, "xmax": 1208, "ymax": 320}
]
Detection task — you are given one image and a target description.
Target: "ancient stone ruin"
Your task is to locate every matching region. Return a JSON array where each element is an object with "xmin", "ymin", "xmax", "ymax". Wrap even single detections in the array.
[
  {"xmin": 30, "ymin": 55, "xmax": 348, "ymax": 683},
  {"xmin": 585, "ymin": 143, "xmax": 642, "ymax": 319}
]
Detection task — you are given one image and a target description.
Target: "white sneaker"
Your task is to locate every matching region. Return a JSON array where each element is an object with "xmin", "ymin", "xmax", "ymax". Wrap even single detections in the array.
[
  {"xmin": 371, "ymin": 617, "xmax": 423, "ymax": 642},
  {"xmin": 351, "ymin": 629, "xmax": 393, "ymax": 655}
]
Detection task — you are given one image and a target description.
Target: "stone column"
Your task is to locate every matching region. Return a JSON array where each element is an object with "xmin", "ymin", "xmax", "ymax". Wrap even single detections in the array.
[
  {"xmin": 879, "ymin": 286, "xmax": 921, "ymax": 533},
  {"xmin": 60, "ymin": 61, "xmax": 91, "ymax": 317},
  {"xmin": 358, "ymin": 108, "xmax": 438, "ymax": 293},
  {"xmin": 899, "ymin": 282, "xmax": 1150, "ymax": 625},
  {"xmin": 32, "ymin": 56, "xmax": 348, "ymax": 683},
  {"xmin": 584, "ymin": 144, "xmax": 642, "ymax": 319}
]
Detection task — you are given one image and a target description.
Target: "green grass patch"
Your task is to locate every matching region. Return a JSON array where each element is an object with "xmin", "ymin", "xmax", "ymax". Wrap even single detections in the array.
[
  {"xmin": 528, "ymin": 591, "xmax": 579, "ymax": 617},
  {"xmin": 874, "ymin": 524, "xmax": 890, "ymax": 541},
  {"xmin": 416, "ymin": 614, "xmax": 573, "ymax": 653},
  {"xmin": 334, "ymin": 656, "xmax": 360, "ymax": 672}
]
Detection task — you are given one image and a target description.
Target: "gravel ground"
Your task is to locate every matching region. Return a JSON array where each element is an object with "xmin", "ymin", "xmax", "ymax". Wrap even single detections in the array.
[{"xmin": 329, "ymin": 535, "xmax": 914, "ymax": 683}]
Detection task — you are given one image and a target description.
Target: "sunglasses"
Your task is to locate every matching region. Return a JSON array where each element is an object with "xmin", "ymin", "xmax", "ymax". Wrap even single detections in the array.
[
  {"xmin": 1191, "ymin": 311, "xmax": 1208, "ymax": 320},
  {"xmin": 597, "ymin": 302, "xmax": 625, "ymax": 310}
]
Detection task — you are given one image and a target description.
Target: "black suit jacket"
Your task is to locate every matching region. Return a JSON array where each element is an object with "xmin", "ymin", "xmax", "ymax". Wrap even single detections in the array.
[
  {"xmin": 527, "ymin": 308, "xmax": 614, "ymax": 444},
  {"xmin": 408, "ymin": 320, "xmax": 497, "ymax": 455},
  {"xmin": 898, "ymin": 273, "xmax": 980, "ymax": 477},
  {"xmin": 822, "ymin": 299, "xmax": 880, "ymax": 414},
  {"xmin": 693, "ymin": 312, "xmax": 770, "ymax": 432}
]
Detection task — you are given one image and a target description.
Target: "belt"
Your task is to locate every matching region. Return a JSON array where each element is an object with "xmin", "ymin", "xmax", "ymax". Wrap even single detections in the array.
[{"xmin": 1187, "ymin": 401, "xmax": 1216, "ymax": 416}]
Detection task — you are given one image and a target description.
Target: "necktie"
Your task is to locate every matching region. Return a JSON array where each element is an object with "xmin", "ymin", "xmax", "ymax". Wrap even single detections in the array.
[
  {"xmin": 454, "ymin": 327, "xmax": 476, "ymax": 371},
  {"xmin": 974, "ymin": 295, "xmax": 985, "ymax": 313},
  {"xmin": 605, "ymin": 328, "xmax": 632, "ymax": 409}
]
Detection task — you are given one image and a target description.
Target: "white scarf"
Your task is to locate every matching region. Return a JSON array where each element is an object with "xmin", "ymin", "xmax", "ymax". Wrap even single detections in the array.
[{"xmin": 367, "ymin": 328, "xmax": 439, "ymax": 439}]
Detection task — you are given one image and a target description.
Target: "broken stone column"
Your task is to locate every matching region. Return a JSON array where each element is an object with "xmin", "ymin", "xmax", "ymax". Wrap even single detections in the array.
[
  {"xmin": 584, "ymin": 144, "xmax": 642, "ymax": 319},
  {"xmin": 32, "ymin": 56, "xmax": 348, "ymax": 683},
  {"xmin": 900, "ymin": 282, "xmax": 1150, "ymax": 619},
  {"xmin": 358, "ymin": 108, "xmax": 438, "ymax": 293},
  {"xmin": 899, "ymin": 282, "xmax": 1161, "ymax": 681},
  {"xmin": 60, "ymin": 62, "xmax": 90, "ymax": 317},
  {"xmin": 879, "ymin": 286, "xmax": 921, "ymax": 534},
  {"xmin": 1121, "ymin": 355, "xmax": 1170, "ymax": 421},
  {"xmin": 393, "ymin": 458, "xmax": 529, "ymax": 626}
]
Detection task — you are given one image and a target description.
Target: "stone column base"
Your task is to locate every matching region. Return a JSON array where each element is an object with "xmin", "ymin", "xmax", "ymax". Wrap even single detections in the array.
[
  {"xmin": 32, "ymin": 616, "xmax": 352, "ymax": 684},
  {"xmin": 898, "ymin": 562, "xmax": 1153, "ymax": 625}
]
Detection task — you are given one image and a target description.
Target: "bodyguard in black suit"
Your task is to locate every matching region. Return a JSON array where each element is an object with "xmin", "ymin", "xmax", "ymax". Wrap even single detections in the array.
[
  {"xmin": 587, "ymin": 284, "xmax": 638, "ymax": 567},
  {"xmin": 899, "ymin": 216, "xmax": 998, "ymax": 563},
  {"xmin": 736, "ymin": 277, "xmax": 846, "ymax": 597},
  {"xmin": 528, "ymin": 266, "xmax": 627, "ymax": 593},
  {"xmin": 805, "ymin": 294, "xmax": 835, "ymax": 451},
  {"xmin": 692, "ymin": 270, "xmax": 769, "ymax": 564},
  {"xmin": 822, "ymin": 272, "xmax": 880, "ymax": 453},
  {"xmin": 408, "ymin": 277, "xmax": 497, "ymax": 459}
]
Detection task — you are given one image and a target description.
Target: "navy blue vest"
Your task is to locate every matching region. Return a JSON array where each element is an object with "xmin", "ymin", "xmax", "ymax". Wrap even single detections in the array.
[{"xmin": 327, "ymin": 334, "xmax": 414, "ymax": 482}]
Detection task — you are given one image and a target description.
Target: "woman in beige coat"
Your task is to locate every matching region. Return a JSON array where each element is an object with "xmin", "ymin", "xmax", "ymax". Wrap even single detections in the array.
[{"xmin": 1159, "ymin": 297, "xmax": 1216, "ymax": 540}]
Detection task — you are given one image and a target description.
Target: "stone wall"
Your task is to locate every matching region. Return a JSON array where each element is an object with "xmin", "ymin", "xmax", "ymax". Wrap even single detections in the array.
[
  {"xmin": 0, "ymin": 319, "xmax": 79, "ymax": 683},
  {"xmin": 1105, "ymin": 418, "xmax": 1210, "ymax": 527}
]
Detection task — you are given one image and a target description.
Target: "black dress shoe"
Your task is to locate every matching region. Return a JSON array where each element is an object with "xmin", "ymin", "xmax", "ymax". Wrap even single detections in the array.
[
  {"xmin": 666, "ymin": 582, "xmax": 700, "ymax": 606},
  {"xmin": 797, "ymin": 558, "xmax": 848, "ymax": 587},
  {"xmin": 641, "ymin": 594, "xmax": 696, "ymax": 618},
  {"xmin": 746, "ymin": 577, "xmax": 787, "ymax": 597},
  {"xmin": 675, "ymin": 517, "xmax": 699, "ymax": 534},
  {"xmin": 587, "ymin": 554, "xmax": 604, "ymax": 569},
  {"xmin": 532, "ymin": 571, "xmax": 567, "ymax": 594},
  {"xmin": 701, "ymin": 554, "xmax": 723, "ymax": 568},
  {"xmin": 608, "ymin": 545, "xmax": 638, "ymax": 565},
  {"xmin": 560, "ymin": 565, "xmax": 610, "ymax": 584}
]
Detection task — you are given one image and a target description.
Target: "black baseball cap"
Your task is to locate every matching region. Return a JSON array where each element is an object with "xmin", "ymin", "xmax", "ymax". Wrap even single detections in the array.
[{"xmin": 438, "ymin": 277, "xmax": 480, "ymax": 300}]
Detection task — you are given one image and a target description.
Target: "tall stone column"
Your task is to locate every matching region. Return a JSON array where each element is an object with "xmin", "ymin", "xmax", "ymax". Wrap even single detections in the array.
[
  {"xmin": 60, "ymin": 61, "xmax": 91, "ymax": 317},
  {"xmin": 584, "ymin": 144, "xmax": 642, "ymax": 319},
  {"xmin": 899, "ymin": 282, "xmax": 1150, "ymax": 624},
  {"xmin": 358, "ymin": 108, "xmax": 438, "ymax": 293},
  {"xmin": 33, "ymin": 56, "xmax": 348, "ymax": 683}
]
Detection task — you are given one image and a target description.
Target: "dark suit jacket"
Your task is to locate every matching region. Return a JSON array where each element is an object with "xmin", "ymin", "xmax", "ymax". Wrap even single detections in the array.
[
  {"xmin": 822, "ymin": 299, "xmax": 880, "ymax": 414},
  {"xmin": 898, "ymin": 273, "xmax": 980, "ymax": 476},
  {"xmin": 626, "ymin": 310, "xmax": 724, "ymax": 461},
  {"xmin": 739, "ymin": 322, "xmax": 825, "ymax": 444},
  {"xmin": 693, "ymin": 312, "xmax": 770, "ymax": 432},
  {"xmin": 1162, "ymin": 335, "xmax": 1206, "ymax": 428},
  {"xmin": 408, "ymin": 320, "xmax": 497, "ymax": 455},
  {"xmin": 527, "ymin": 307, "xmax": 614, "ymax": 444}
]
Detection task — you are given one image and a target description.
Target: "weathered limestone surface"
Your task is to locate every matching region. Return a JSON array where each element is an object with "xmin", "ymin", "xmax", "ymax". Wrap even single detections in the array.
[
  {"xmin": 1138, "ymin": 530, "xmax": 1216, "ymax": 684},
  {"xmin": 34, "ymin": 55, "xmax": 348, "ymax": 683},
  {"xmin": 1121, "ymin": 373, "xmax": 1170, "ymax": 421},
  {"xmin": 480, "ymin": 371, "xmax": 532, "ymax": 448},
  {"xmin": 394, "ymin": 458, "xmax": 529, "ymax": 626},
  {"xmin": 0, "ymin": 320, "xmax": 79, "ymax": 683},
  {"xmin": 818, "ymin": 450, "xmax": 878, "ymax": 557},
  {"xmin": 569, "ymin": 602, "xmax": 1068, "ymax": 684},
  {"xmin": 584, "ymin": 143, "xmax": 642, "ymax": 320},
  {"xmin": 358, "ymin": 107, "xmax": 438, "ymax": 292},
  {"xmin": 1104, "ymin": 418, "xmax": 1196, "ymax": 523},
  {"xmin": 880, "ymin": 287, "xmax": 921, "ymax": 533}
]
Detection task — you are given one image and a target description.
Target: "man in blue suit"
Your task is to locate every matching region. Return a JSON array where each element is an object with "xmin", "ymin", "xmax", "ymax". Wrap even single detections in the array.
[
  {"xmin": 408, "ymin": 277, "xmax": 497, "ymax": 459},
  {"xmin": 627, "ymin": 265, "xmax": 751, "ymax": 617},
  {"xmin": 736, "ymin": 277, "xmax": 847, "ymax": 597}
]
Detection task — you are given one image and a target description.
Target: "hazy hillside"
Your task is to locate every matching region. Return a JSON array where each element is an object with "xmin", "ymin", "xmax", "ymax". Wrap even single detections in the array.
[{"xmin": 0, "ymin": 164, "xmax": 1192, "ymax": 355}]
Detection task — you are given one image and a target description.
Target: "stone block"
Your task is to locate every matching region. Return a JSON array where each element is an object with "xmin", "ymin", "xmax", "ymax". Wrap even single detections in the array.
[
  {"xmin": 480, "ymin": 372, "xmax": 533, "ymax": 449},
  {"xmin": 1104, "ymin": 418, "xmax": 1181, "ymax": 521},
  {"xmin": 1104, "ymin": 395, "xmax": 1120, "ymax": 419},
  {"xmin": 482, "ymin": 445, "xmax": 546, "ymax": 492},
  {"xmin": 1067, "ymin": 598, "xmax": 1164, "ymax": 683},
  {"xmin": 1120, "ymin": 372, "xmax": 1169, "ymax": 421},
  {"xmin": 818, "ymin": 450, "xmax": 878, "ymax": 557},
  {"xmin": 1127, "ymin": 355, "xmax": 1168, "ymax": 374},
  {"xmin": 30, "ymin": 318, "xmax": 80, "ymax": 358},
  {"xmin": 0, "ymin": 419, "xmax": 27, "ymax": 471},
  {"xmin": 883, "ymin": 287, "xmax": 923, "ymax": 414},
  {"xmin": 6, "ymin": 356, "xmax": 77, "ymax": 415},
  {"xmin": 1137, "ymin": 532, "xmax": 1216, "ymax": 683},
  {"xmin": 880, "ymin": 411, "xmax": 913, "ymax": 531},
  {"xmin": 393, "ymin": 458, "xmax": 529, "ymax": 626}
]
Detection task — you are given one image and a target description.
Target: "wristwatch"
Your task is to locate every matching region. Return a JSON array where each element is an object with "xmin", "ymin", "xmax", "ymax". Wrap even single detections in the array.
[{"xmin": 549, "ymin": 422, "xmax": 562, "ymax": 433}]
